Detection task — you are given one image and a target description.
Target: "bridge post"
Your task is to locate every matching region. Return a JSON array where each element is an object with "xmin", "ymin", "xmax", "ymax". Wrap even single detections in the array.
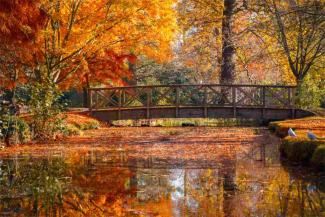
[
  {"xmin": 88, "ymin": 88, "xmax": 92, "ymax": 113},
  {"xmin": 232, "ymin": 86, "xmax": 237, "ymax": 118},
  {"xmin": 262, "ymin": 86, "xmax": 266, "ymax": 119},
  {"xmin": 118, "ymin": 89, "xmax": 122, "ymax": 120},
  {"xmin": 288, "ymin": 87, "xmax": 295, "ymax": 118},
  {"xmin": 146, "ymin": 88, "xmax": 152, "ymax": 119},
  {"xmin": 175, "ymin": 86, "xmax": 180, "ymax": 118},
  {"xmin": 204, "ymin": 86, "xmax": 208, "ymax": 118}
]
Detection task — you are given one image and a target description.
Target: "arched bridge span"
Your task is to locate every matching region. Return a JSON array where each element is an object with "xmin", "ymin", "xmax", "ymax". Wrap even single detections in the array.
[{"xmin": 87, "ymin": 84, "xmax": 314, "ymax": 122}]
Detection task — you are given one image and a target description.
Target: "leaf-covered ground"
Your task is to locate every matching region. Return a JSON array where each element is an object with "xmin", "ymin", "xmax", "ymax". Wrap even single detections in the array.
[
  {"xmin": 270, "ymin": 116, "xmax": 325, "ymax": 138},
  {"xmin": 0, "ymin": 127, "xmax": 278, "ymax": 163}
]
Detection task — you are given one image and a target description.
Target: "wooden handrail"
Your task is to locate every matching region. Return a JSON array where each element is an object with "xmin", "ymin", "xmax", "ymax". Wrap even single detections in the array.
[{"xmin": 88, "ymin": 83, "xmax": 296, "ymax": 91}]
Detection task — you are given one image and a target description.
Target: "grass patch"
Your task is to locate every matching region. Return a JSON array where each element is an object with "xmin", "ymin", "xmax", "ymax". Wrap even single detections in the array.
[
  {"xmin": 65, "ymin": 113, "xmax": 100, "ymax": 131},
  {"xmin": 112, "ymin": 118, "xmax": 258, "ymax": 127},
  {"xmin": 63, "ymin": 124, "xmax": 82, "ymax": 136},
  {"xmin": 59, "ymin": 113, "xmax": 101, "ymax": 137},
  {"xmin": 161, "ymin": 129, "xmax": 180, "ymax": 136}
]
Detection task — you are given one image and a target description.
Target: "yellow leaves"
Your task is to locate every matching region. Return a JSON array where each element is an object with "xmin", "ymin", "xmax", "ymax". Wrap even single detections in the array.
[
  {"xmin": 42, "ymin": 0, "xmax": 177, "ymax": 63},
  {"xmin": 20, "ymin": 25, "xmax": 33, "ymax": 35},
  {"xmin": 81, "ymin": 57, "xmax": 89, "ymax": 73}
]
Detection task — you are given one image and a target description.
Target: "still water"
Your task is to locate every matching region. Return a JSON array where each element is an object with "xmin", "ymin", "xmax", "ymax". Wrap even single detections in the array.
[{"xmin": 0, "ymin": 127, "xmax": 324, "ymax": 217}]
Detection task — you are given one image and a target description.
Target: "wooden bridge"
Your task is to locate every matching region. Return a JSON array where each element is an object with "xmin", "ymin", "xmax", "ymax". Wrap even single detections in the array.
[{"xmin": 87, "ymin": 84, "xmax": 314, "ymax": 122}]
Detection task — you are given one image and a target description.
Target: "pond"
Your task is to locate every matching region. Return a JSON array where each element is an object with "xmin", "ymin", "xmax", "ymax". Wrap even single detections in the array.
[{"xmin": 0, "ymin": 127, "xmax": 324, "ymax": 216}]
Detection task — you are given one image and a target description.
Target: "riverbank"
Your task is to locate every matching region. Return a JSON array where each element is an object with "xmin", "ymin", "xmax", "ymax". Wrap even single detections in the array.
[
  {"xmin": 269, "ymin": 116, "xmax": 325, "ymax": 170},
  {"xmin": 0, "ymin": 112, "xmax": 102, "ymax": 146}
]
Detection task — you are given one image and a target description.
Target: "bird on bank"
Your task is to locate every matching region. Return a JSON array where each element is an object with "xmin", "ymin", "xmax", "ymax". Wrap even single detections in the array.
[
  {"xmin": 288, "ymin": 128, "xmax": 297, "ymax": 137},
  {"xmin": 307, "ymin": 131, "xmax": 318, "ymax": 140}
]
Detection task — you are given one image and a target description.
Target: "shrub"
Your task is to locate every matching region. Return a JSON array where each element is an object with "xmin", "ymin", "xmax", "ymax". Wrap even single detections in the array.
[
  {"xmin": 27, "ymin": 80, "xmax": 66, "ymax": 140},
  {"xmin": 295, "ymin": 72, "xmax": 325, "ymax": 109},
  {"xmin": 311, "ymin": 146, "xmax": 325, "ymax": 170},
  {"xmin": 1, "ymin": 91, "xmax": 31, "ymax": 145},
  {"xmin": 0, "ymin": 116, "xmax": 31, "ymax": 145},
  {"xmin": 80, "ymin": 120, "xmax": 100, "ymax": 130},
  {"xmin": 62, "ymin": 124, "xmax": 82, "ymax": 136},
  {"xmin": 280, "ymin": 137, "xmax": 324, "ymax": 163}
]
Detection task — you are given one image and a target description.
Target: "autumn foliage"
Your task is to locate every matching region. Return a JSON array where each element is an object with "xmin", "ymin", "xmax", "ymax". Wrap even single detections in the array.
[{"xmin": 0, "ymin": 0, "xmax": 177, "ymax": 90}]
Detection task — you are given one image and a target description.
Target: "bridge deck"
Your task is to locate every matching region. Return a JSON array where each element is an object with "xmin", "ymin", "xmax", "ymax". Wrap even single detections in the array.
[{"xmin": 87, "ymin": 84, "xmax": 314, "ymax": 121}]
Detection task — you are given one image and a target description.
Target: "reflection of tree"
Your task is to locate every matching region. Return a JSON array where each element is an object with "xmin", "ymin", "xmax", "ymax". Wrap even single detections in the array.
[
  {"xmin": 0, "ymin": 156, "xmax": 69, "ymax": 216},
  {"xmin": 234, "ymin": 160, "xmax": 325, "ymax": 217},
  {"xmin": 170, "ymin": 169, "xmax": 225, "ymax": 217},
  {"xmin": 0, "ymin": 149, "xmax": 324, "ymax": 217}
]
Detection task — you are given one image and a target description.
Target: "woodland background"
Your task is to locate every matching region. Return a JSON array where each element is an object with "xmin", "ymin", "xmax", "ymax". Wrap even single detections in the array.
[{"xmin": 0, "ymin": 0, "xmax": 324, "ymax": 142}]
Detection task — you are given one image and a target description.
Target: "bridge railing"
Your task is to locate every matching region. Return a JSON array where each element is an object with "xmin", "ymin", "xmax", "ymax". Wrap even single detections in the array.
[{"xmin": 88, "ymin": 84, "xmax": 296, "ymax": 111}]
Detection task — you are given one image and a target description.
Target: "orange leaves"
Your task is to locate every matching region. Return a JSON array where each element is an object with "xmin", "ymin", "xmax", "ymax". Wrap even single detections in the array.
[
  {"xmin": 41, "ymin": 0, "xmax": 177, "ymax": 88},
  {"xmin": 0, "ymin": 0, "xmax": 178, "ymax": 91}
]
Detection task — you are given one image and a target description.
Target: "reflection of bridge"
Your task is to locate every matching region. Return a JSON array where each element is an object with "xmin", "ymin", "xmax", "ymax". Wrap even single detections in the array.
[{"xmin": 88, "ymin": 84, "xmax": 314, "ymax": 121}]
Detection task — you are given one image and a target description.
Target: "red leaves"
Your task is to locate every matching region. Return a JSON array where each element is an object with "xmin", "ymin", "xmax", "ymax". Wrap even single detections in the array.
[
  {"xmin": 58, "ymin": 50, "xmax": 137, "ymax": 89},
  {"xmin": 85, "ymin": 50, "xmax": 136, "ymax": 87},
  {"xmin": 0, "ymin": 0, "xmax": 46, "ymax": 90},
  {"xmin": 0, "ymin": 0, "xmax": 46, "ymax": 42}
]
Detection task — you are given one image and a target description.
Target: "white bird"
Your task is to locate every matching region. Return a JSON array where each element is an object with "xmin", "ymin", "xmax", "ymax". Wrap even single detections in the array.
[
  {"xmin": 288, "ymin": 128, "xmax": 297, "ymax": 137},
  {"xmin": 307, "ymin": 131, "xmax": 318, "ymax": 141}
]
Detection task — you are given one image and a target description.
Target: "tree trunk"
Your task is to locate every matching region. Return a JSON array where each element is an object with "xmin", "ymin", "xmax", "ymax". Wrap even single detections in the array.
[
  {"xmin": 82, "ymin": 86, "xmax": 88, "ymax": 108},
  {"xmin": 128, "ymin": 61, "xmax": 137, "ymax": 85},
  {"xmin": 294, "ymin": 78, "xmax": 304, "ymax": 107},
  {"xmin": 220, "ymin": 0, "xmax": 236, "ymax": 84},
  {"xmin": 83, "ymin": 74, "xmax": 90, "ymax": 108}
]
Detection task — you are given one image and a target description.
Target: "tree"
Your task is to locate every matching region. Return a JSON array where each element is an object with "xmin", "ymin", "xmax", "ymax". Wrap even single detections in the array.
[
  {"xmin": 1, "ymin": 0, "xmax": 177, "ymax": 91},
  {"xmin": 177, "ymin": 0, "xmax": 223, "ymax": 83},
  {"xmin": 256, "ymin": 0, "xmax": 325, "ymax": 87},
  {"xmin": 1, "ymin": 0, "xmax": 178, "ymax": 139},
  {"xmin": 177, "ymin": 0, "xmax": 263, "ymax": 84},
  {"xmin": 0, "ymin": 0, "xmax": 45, "ymax": 89},
  {"xmin": 220, "ymin": 0, "xmax": 237, "ymax": 84}
]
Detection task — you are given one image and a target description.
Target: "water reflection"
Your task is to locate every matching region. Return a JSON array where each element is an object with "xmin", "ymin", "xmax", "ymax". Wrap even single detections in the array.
[{"xmin": 0, "ymin": 145, "xmax": 324, "ymax": 216}]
